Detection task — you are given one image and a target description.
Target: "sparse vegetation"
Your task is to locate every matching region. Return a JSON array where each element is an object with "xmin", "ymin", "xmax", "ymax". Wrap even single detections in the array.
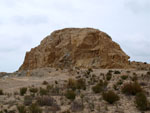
[
  {"xmin": 135, "ymin": 92, "xmax": 149, "ymax": 111},
  {"xmin": 29, "ymin": 87, "xmax": 38, "ymax": 94},
  {"xmin": 28, "ymin": 103, "xmax": 42, "ymax": 113},
  {"xmin": 1, "ymin": 69, "xmax": 150, "ymax": 112},
  {"xmin": 114, "ymin": 70, "xmax": 121, "ymax": 74},
  {"xmin": 65, "ymin": 90, "xmax": 76, "ymax": 101},
  {"xmin": 121, "ymin": 75, "xmax": 128, "ymax": 80},
  {"xmin": 102, "ymin": 90, "xmax": 119, "ymax": 104},
  {"xmin": 92, "ymin": 80, "xmax": 107, "ymax": 93},
  {"xmin": 42, "ymin": 81, "xmax": 48, "ymax": 85},
  {"xmin": 39, "ymin": 87, "xmax": 49, "ymax": 96},
  {"xmin": 17, "ymin": 105, "xmax": 27, "ymax": 113},
  {"xmin": 122, "ymin": 82, "xmax": 143, "ymax": 95},
  {"xmin": 106, "ymin": 71, "xmax": 112, "ymax": 81},
  {"xmin": 20, "ymin": 87, "xmax": 27, "ymax": 96}
]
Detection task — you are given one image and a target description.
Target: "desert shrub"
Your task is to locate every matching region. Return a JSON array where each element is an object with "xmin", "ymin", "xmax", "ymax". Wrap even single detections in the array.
[
  {"xmin": 20, "ymin": 87, "xmax": 27, "ymax": 96},
  {"xmin": 121, "ymin": 75, "xmax": 128, "ymax": 80},
  {"xmin": 24, "ymin": 95, "xmax": 33, "ymax": 106},
  {"xmin": 0, "ymin": 89, "xmax": 3, "ymax": 95},
  {"xmin": 29, "ymin": 87, "xmax": 38, "ymax": 94},
  {"xmin": 122, "ymin": 82, "xmax": 143, "ymax": 95},
  {"xmin": 76, "ymin": 78, "xmax": 86, "ymax": 90},
  {"xmin": 106, "ymin": 72, "xmax": 112, "ymax": 81},
  {"xmin": 65, "ymin": 90, "xmax": 76, "ymax": 101},
  {"xmin": 114, "ymin": 70, "xmax": 121, "ymax": 74},
  {"xmin": 117, "ymin": 80, "xmax": 123, "ymax": 85},
  {"xmin": 29, "ymin": 103, "xmax": 42, "ymax": 113},
  {"xmin": 147, "ymin": 71, "xmax": 150, "ymax": 75},
  {"xmin": 0, "ymin": 111, "xmax": 3, "ymax": 113},
  {"xmin": 37, "ymin": 96, "xmax": 56, "ymax": 106},
  {"xmin": 17, "ymin": 105, "xmax": 27, "ymax": 113},
  {"xmin": 92, "ymin": 80, "xmax": 107, "ymax": 93},
  {"xmin": 102, "ymin": 90, "xmax": 119, "ymax": 104},
  {"xmin": 135, "ymin": 92, "xmax": 149, "ymax": 111},
  {"xmin": 71, "ymin": 101, "xmax": 83, "ymax": 112},
  {"xmin": 42, "ymin": 81, "xmax": 48, "ymax": 85},
  {"xmin": 39, "ymin": 88, "xmax": 49, "ymax": 96},
  {"xmin": 67, "ymin": 78, "xmax": 76, "ymax": 90}
]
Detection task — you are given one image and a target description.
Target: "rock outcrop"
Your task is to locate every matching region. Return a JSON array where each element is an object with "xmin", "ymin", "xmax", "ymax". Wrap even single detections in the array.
[{"xmin": 19, "ymin": 28, "xmax": 130, "ymax": 71}]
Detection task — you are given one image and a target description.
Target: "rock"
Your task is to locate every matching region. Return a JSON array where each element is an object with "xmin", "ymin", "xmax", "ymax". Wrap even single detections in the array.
[{"xmin": 19, "ymin": 28, "xmax": 130, "ymax": 71}]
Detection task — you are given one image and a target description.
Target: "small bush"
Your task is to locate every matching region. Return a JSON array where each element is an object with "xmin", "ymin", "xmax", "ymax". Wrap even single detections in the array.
[
  {"xmin": 29, "ymin": 87, "xmax": 38, "ymax": 94},
  {"xmin": 17, "ymin": 105, "xmax": 27, "ymax": 113},
  {"xmin": 114, "ymin": 71, "xmax": 121, "ymax": 74},
  {"xmin": 135, "ymin": 92, "xmax": 149, "ymax": 111},
  {"xmin": 39, "ymin": 88, "xmax": 49, "ymax": 96},
  {"xmin": 65, "ymin": 90, "xmax": 76, "ymax": 101},
  {"xmin": 102, "ymin": 90, "xmax": 119, "ymax": 104},
  {"xmin": 37, "ymin": 96, "xmax": 56, "ymax": 106},
  {"xmin": 106, "ymin": 72, "xmax": 112, "ymax": 81},
  {"xmin": 20, "ymin": 87, "xmax": 27, "ymax": 96},
  {"xmin": 121, "ymin": 75, "xmax": 128, "ymax": 80},
  {"xmin": 122, "ymin": 82, "xmax": 143, "ymax": 95},
  {"xmin": 147, "ymin": 71, "xmax": 150, "ymax": 75},
  {"xmin": 29, "ymin": 103, "xmax": 42, "ymax": 113},
  {"xmin": 92, "ymin": 80, "xmax": 107, "ymax": 93},
  {"xmin": 117, "ymin": 80, "xmax": 123, "ymax": 85},
  {"xmin": 0, "ymin": 89, "xmax": 3, "ymax": 95},
  {"xmin": 42, "ymin": 81, "xmax": 48, "ymax": 85},
  {"xmin": 24, "ymin": 95, "xmax": 33, "ymax": 106}
]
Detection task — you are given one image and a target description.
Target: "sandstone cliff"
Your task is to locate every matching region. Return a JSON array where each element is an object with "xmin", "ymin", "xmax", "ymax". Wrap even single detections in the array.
[{"xmin": 19, "ymin": 28, "xmax": 130, "ymax": 70}]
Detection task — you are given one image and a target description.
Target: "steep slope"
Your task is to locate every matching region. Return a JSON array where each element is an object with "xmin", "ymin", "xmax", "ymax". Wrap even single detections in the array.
[{"xmin": 19, "ymin": 28, "xmax": 130, "ymax": 70}]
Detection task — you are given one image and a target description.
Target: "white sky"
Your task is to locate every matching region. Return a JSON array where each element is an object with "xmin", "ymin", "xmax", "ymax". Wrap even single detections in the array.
[{"xmin": 0, "ymin": 0, "xmax": 150, "ymax": 72}]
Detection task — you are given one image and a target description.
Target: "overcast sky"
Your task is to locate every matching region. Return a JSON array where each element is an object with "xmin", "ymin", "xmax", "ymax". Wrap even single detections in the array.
[{"xmin": 0, "ymin": 0, "xmax": 150, "ymax": 72}]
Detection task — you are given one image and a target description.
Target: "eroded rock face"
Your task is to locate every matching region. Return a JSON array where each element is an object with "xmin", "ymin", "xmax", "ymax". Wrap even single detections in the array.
[{"xmin": 19, "ymin": 28, "xmax": 130, "ymax": 70}]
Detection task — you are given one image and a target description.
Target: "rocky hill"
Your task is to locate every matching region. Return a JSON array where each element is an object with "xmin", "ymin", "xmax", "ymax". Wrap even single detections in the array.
[{"xmin": 19, "ymin": 28, "xmax": 130, "ymax": 71}]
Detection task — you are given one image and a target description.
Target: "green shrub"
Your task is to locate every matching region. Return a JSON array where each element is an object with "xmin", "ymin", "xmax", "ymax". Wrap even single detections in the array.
[
  {"xmin": 0, "ymin": 89, "xmax": 3, "ymax": 95},
  {"xmin": 114, "ymin": 71, "xmax": 121, "ymax": 74},
  {"xmin": 20, "ymin": 87, "xmax": 27, "ymax": 96},
  {"xmin": 135, "ymin": 92, "xmax": 149, "ymax": 111},
  {"xmin": 39, "ymin": 88, "xmax": 49, "ymax": 96},
  {"xmin": 17, "ymin": 105, "xmax": 27, "ymax": 113},
  {"xmin": 29, "ymin": 103, "xmax": 42, "ymax": 113},
  {"xmin": 92, "ymin": 80, "xmax": 107, "ymax": 93},
  {"xmin": 122, "ymin": 82, "xmax": 143, "ymax": 95},
  {"xmin": 29, "ymin": 87, "xmax": 38, "ymax": 94},
  {"xmin": 65, "ymin": 90, "xmax": 76, "ymax": 101},
  {"xmin": 121, "ymin": 75, "xmax": 128, "ymax": 80},
  {"xmin": 102, "ymin": 90, "xmax": 119, "ymax": 104}
]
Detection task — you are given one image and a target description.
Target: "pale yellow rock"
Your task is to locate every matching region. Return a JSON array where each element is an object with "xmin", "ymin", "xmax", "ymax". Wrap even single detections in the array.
[{"xmin": 19, "ymin": 28, "xmax": 130, "ymax": 70}]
